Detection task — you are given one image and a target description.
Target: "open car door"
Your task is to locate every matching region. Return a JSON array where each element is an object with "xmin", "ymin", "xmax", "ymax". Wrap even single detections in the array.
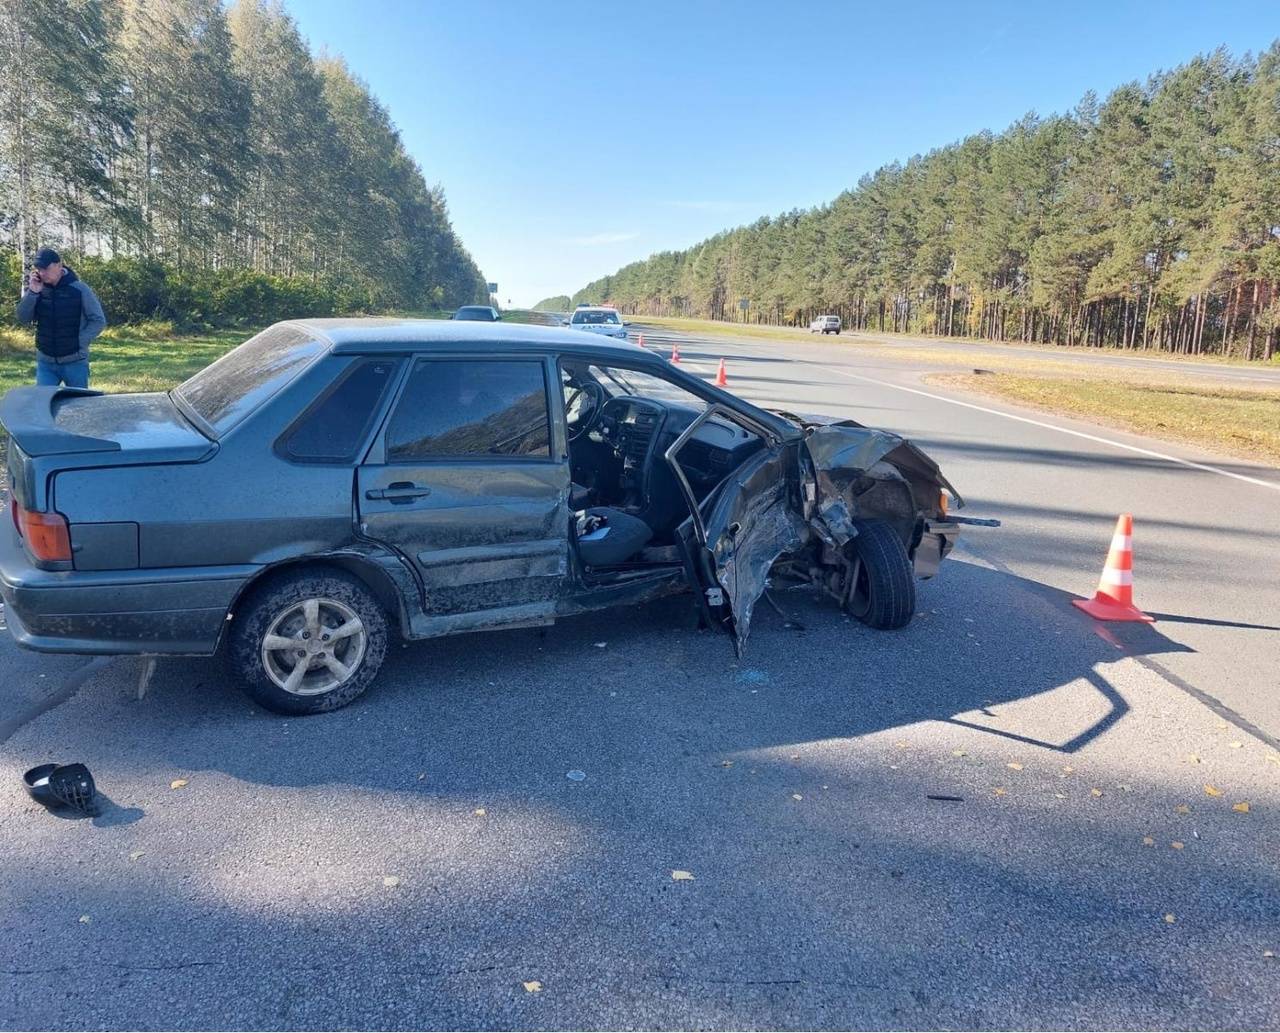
[{"xmin": 667, "ymin": 404, "xmax": 808, "ymax": 655}]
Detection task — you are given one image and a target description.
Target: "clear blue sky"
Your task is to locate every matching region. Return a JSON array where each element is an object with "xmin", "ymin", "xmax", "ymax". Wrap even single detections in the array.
[{"xmin": 287, "ymin": 0, "xmax": 1279, "ymax": 307}]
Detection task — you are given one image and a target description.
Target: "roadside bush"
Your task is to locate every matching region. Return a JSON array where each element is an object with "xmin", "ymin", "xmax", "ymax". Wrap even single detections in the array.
[{"xmin": 5, "ymin": 253, "xmax": 385, "ymax": 331}]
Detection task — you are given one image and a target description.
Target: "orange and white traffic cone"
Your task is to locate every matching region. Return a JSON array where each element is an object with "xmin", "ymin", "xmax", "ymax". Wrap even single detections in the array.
[
  {"xmin": 670, "ymin": 343, "xmax": 681, "ymax": 364},
  {"xmin": 1072, "ymin": 514, "xmax": 1154, "ymax": 622},
  {"xmin": 715, "ymin": 358, "xmax": 727, "ymax": 387},
  {"xmin": 637, "ymin": 334, "xmax": 645, "ymax": 348}
]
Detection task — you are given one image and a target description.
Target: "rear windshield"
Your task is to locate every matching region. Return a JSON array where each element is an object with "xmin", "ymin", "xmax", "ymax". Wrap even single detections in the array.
[
  {"xmin": 572, "ymin": 310, "xmax": 620, "ymax": 324},
  {"xmin": 174, "ymin": 325, "xmax": 324, "ymax": 436},
  {"xmin": 454, "ymin": 307, "xmax": 495, "ymax": 320}
]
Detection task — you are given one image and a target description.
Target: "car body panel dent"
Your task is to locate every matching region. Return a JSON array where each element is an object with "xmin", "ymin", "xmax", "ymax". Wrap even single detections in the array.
[{"xmin": 701, "ymin": 445, "xmax": 808, "ymax": 654}]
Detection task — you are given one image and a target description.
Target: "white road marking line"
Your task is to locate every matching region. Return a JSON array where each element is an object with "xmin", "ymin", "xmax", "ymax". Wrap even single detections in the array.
[{"xmin": 816, "ymin": 365, "xmax": 1280, "ymax": 494}]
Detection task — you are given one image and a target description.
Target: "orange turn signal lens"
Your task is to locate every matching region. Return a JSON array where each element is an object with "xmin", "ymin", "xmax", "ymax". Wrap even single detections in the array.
[
  {"xmin": 938, "ymin": 491, "xmax": 949, "ymax": 516},
  {"xmin": 12, "ymin": 501, "xmax": 72, "ymax": 563}
]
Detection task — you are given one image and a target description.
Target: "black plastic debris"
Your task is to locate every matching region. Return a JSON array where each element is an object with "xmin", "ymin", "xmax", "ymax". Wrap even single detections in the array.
[
  {"xmin": 926, "ymin": 794, "xmax": 965, "ymax": 802},
  {"xmin": 24, "ymin": 762, "xmax": 98, "ymax": 814}
]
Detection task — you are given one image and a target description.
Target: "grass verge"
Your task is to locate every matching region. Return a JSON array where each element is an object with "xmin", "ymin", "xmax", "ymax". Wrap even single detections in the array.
[
  {"xmin": 0, "ymin": 324, "xmax": 254, "ymax": 399},
  {"xmin": 934, "ymin": 372, "xmax": 1280, "ymax": 466},
  {"xmin": 632, "ymin": 314, "xmax": 1280, "ymax": 368}
]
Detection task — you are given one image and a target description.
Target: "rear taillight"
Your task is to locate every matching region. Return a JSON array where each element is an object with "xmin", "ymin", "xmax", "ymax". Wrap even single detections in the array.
[{"xmin": 11, "ymin": 500, "xmax": 72, "ymax": 563}]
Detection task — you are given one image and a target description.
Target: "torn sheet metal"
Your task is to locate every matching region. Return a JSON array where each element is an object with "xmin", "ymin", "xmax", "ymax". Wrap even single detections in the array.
[
  {"xmin": 703, "ymin": 449, "xmax": 807, "ymax": 655},
  {"xmin": 800, "ymin": 419, "xmax": 960, "ymax": 547}
]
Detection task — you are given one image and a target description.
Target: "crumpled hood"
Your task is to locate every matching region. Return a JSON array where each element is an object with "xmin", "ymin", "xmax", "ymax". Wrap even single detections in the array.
[{"xmin": 800, "ymin": 417, "xmax": 960, "ymax": 547}]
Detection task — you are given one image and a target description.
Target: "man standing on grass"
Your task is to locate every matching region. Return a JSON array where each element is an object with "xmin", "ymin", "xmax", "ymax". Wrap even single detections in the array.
[{"xmin": 15, "ymin": 248, "xmax": 106, "ymax": 389}]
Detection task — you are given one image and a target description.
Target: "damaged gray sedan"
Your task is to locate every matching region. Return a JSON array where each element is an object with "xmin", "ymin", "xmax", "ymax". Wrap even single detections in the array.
[{"xmin": 1, "ymin": 319, "xmax": 965, "ymax": 715}]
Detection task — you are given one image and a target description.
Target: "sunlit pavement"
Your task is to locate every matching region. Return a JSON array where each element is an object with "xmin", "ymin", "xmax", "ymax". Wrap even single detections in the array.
[{"xmin": 2, "ymin": 327, "xmax": 1278, "ymax": 1030}]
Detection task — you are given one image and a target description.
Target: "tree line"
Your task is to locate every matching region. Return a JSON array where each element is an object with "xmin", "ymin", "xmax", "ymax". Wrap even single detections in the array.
[
  {"xmin": 566, "ymin": 46, "xmax": 1280, "ymax": 360},
  {"xmin": 0, "ymin": 0, "xmax": 489, "ymax": 326}
]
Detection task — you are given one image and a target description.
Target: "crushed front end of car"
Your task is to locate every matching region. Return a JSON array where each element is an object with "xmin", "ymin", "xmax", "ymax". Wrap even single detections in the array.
[{"xmin": 692, "ymin": 409, "xmax": 971, "ymax": 653}]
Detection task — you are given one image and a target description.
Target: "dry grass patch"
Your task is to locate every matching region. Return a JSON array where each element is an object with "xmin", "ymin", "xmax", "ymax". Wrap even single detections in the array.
[{"xmin": 936, "ymin": 372, "xmax": 1280, "ymax": 465}]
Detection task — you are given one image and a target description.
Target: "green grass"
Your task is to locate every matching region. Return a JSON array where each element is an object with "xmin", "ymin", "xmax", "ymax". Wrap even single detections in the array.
[
  {"xmin": 938, "ymin": 372, "xmax": 1280, "ymax": 465},
  {"xmin": 0, "ymin": 324, "xmax": 254, "ymax": 399},
  {"xmin": 631, "ymin": 313, "xmax": 1280, "ymax": 367},
  {"xmin": 0, "ymin": 308, "xmax": 561, "ymax": 400}
]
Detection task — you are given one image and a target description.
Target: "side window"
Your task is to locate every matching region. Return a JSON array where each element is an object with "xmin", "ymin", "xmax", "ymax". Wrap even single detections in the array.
[
  {"xmin": 385, "ymin": 359, "xmax": 551, "ymax": 461},
  {"xmin": 281, "ymin": 359, "xmax": 399, "ymax": 463}
]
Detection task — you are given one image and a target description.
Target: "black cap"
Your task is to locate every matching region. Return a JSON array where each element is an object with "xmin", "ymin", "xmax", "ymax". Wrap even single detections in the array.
[{"xmin": 33, "ymin": 248, "xmax": 61, "ymax": 269}]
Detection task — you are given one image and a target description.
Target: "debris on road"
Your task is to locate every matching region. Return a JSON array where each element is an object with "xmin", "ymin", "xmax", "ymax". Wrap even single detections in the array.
[
  {"xmin": 1233, "ymin": 801, "xmax": 1251, "ymax": 813},
  {"xmin": 24, "ymin": 762, "xmax": 98, "ymax": 815},
  {"xmin": 170, "ymin": 778, "xmax": 188, "ymax": 790},
  {"xmin": 926, "ymin": 794, "xmax": 965, "ymax": 802},
  {"xmin": 671, "ymin": 870, "xmax": 694, "ymax": 881},
  {"xmin": 1204, "ymin": 784, "xmax": 1223, "ymax": 797},
  {"xmin": 566, "ymin": 770, "xmax": 586, "ymax": 782},
  {"xmin": 522, "ymin": 980, "xmax": 542, "ymax": 993},
  {"xmin": 382, "ymin": 876, "xmax": 400, "ymax": 888}
]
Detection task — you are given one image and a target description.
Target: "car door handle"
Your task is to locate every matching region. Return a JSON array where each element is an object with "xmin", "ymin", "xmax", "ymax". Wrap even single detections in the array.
[{"xmin": 366, "ymin": 482, "xmax": 432, "ymax": 501}]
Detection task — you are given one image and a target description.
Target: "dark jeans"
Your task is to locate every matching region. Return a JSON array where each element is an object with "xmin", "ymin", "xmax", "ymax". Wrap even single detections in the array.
[{"xmin": 36, "ymin": 359, "xmax": 89, "ymax": 389}]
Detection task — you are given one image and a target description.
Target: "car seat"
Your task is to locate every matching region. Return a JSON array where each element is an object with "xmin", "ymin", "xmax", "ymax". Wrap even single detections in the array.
[{"xmin": 576, "ymin": 507, "xmax": 653, "ymax": 567}]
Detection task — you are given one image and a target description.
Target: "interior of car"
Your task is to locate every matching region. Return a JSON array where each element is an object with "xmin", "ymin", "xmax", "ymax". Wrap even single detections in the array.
[{"xmin": 559, "ymin": 360, "xmax": 765, "ymax": 573}]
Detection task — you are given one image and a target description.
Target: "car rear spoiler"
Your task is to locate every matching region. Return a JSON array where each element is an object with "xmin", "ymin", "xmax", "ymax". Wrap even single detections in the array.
[{"xmin": 0, "ymin": 386, "xmax": 119, "ymax": 455}]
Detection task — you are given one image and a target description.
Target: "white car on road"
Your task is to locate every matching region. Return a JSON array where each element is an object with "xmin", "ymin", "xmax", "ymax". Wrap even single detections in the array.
[
  {"xmin": 566, "ymin": 306, "xmax": 631, "ymax": 343},
  {"xmin": 809, "ymin": 314, "xmax": 841, "ymax": 334}
]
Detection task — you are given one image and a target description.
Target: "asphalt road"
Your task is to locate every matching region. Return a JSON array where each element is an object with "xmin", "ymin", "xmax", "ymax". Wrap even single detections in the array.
[{"xmin": 2, "ymin": 327, "xmax": 1278, "ymax": 1030}]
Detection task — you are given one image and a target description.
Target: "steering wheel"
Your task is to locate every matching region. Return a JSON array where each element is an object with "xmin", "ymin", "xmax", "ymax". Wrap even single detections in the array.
[{"xmin": 566, "ymin": 380, "xmax": 605, "ymax": 442}]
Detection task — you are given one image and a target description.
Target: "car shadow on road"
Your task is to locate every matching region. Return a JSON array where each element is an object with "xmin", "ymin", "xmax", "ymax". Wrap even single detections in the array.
[
  {"xmin": 8, "ymin": 560, "xmax": 1279, "ymax": 1030},
  {"xmin": 119, "ymin": 557, "xmax": 1195, "ymax": 796}
]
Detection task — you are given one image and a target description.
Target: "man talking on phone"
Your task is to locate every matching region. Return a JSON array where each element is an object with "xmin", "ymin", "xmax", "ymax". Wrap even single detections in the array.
[{"xmin": 15, "ymin": 247, "xmax": 106, "ymax": 388}]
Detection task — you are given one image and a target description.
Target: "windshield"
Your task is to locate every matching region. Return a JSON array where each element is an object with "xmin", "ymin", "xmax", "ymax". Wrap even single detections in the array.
[
  {"xmin": 174, "ymin": 325, "xmax": 324, "ymax": 436},
  {"xmin": 588, "ymin": 364, "xmax": 700, "ymax": 405},
  {"xmin": 571, "ymin": 310, "xmax": 621, "ymax": 325}
]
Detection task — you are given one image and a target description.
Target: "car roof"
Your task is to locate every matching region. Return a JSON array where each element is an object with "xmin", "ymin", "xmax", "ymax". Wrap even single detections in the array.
[{"xmin": 281, "ymin": 317, "xmax": 645, "ymax": 359}]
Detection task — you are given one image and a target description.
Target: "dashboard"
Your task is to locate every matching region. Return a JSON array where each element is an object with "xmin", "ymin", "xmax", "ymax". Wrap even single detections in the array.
[{"xmin": 597, "ymin": 397, "xmax": 763, "ymax": 489}]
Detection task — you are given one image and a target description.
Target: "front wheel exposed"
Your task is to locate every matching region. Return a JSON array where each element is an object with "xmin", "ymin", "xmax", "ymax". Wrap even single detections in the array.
[
  {"xmin": 229, "ymin": 570, "xmax": 389, "ymax": 715},
  {"xmin": 843, "ymin": 520, "xmax": 916, "ymax": 630}
]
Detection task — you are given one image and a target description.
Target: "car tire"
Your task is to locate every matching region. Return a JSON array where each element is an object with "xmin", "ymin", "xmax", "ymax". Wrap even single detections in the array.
[
  {"xmin": 843, "ymin": 520, "xmax": 915, "ymax": 630},
  {"xmin": 229, "ymin": 570, "xmax": 389, "ymax": 715}
]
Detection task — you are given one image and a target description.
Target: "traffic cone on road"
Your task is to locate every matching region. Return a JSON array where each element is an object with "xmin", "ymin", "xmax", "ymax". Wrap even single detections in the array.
[
  {"xmin": 670, "ymin": 344, "xmax": 681, "ymax": 364},
  {"xmin": 1072, "ymin": 514, "xmax": 1154, "ymax": 622},
  {"xmin": 715, "ymin": 358, "xmax": 728, "ymax": 387},
  {"xmin": 637, "ymin": 334, "xmax": 645, "ymax": 348}
]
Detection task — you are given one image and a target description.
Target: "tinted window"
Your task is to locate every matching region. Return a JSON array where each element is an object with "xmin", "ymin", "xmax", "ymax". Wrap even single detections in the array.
[
  {"xmin": 386, "ymin": 360, "xmax": 550, "ymax": 460},
  {"xmin": 453, "ymin": 306, "xmax": 496, "ymax": 321},
  {"xmin": 176, "ymin": 325, "xmax": 324, "ymax": 435},
  {"xmin": 281, "ymin": 359, "xmax": 399, "ymax": 462}
]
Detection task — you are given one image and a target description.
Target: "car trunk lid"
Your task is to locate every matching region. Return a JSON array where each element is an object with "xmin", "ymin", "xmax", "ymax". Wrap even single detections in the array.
[{"xmin": 1, "ymin": 387, "xmax": 214, "ymax": 462}]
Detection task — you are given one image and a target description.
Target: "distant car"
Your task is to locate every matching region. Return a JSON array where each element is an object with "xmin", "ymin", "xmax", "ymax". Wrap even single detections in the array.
[
  {"xmin": 452, "ymin": 306, "xmax": 501, "ymax": 322},
  {"xmin": 809, "ymin": 315, "xmax": 841, "ymax": 335},
  {"xmin": 566, "ymin": 306, "xmax": 631, "ymax": 343},
  {"xmin": 0, "ymin": 318, "xmax": 965, "ymax": 716}
]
